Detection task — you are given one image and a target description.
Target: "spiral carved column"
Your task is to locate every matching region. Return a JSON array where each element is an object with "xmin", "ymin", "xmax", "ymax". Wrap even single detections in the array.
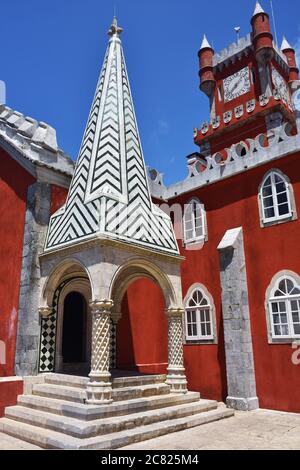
[
  {"xmin": 86, "ymin": 299, "xmax": 114, "ymax": 404},
  {"xmin": 166, "ymin": 308, "xmax": 187, "ymax": 393}
]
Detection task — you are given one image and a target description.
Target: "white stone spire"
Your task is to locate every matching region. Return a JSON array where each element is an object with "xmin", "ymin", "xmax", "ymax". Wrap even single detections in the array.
[
  {"xmin": 281, "ymin": 36, "xmax": 293, "ymax": 51},
  {"xmin": 253, "ymin": 1, "xmax": 265, "ymax": 17},
  {"xmin": 200, "ymin": 34, "xmax": 212, "ymax": 50},
  {"xmin": 45, "ymin": 19, "xmax": 178, "ymax": 255}
]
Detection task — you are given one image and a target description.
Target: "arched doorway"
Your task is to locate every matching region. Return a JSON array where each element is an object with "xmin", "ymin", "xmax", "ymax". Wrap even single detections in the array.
[
  {"xmin": 116, "ymin": 278, "xmax": 168, "ymax": 375},
  {"xmin": 62, "ymin": 292, "xmax": 87, "ymax": 365}
]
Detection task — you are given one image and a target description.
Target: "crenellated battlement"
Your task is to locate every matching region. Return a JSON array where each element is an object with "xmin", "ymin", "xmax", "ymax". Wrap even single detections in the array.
[{"xmin": 149, "ymin": 113, "xmax": 300, "ymax": 200}]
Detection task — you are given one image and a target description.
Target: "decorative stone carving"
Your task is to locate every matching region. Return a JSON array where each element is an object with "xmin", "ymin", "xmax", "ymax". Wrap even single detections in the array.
[
  {"xmin": 212, "ymin": 116, "xmax": 221, "ymax": 129},
  {"xmin": 86, "ymin": 299, "xmax": 114, "ymax": 404},
  {"xmin": 223, "ymin": 110, "xmax": 232, "ymax": 124},
  {"xmin": 38, "ymin": 306, "xmax": 53, "ymax": 318},
  {"xmin": 201, "ymin": 122, "xmax": 209, "ymax": 134},
  {"xmin": 259, "ymin": 94, "xmax": 269, "ymax": 107},
  {"xmin": 246, "ymin": 99, "xmax": 256, "ymax": 113},
  {"xmin": 234, "ymin": 105, "xmax": 244, "ymax": 119},
  {"xmin": 165, "ymin": 308, "xmax": 187, "ymax": 394}
]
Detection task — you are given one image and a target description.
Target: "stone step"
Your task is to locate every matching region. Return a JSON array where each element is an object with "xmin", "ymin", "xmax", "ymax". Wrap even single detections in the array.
[
  {"xmin": 0, "ymin": 405, "xmax": 234, "ymax": 449},
  {"xmin": 18, "ymin": 392, "xmax": 201, "ymax": 420},
  {"xmin": 112, "ymin": 383, "xmax": 170, "ymax": 402},
  {"xmin": 43, "ymin": 373, "xmax": 166, "ymax": 390},
  {"xmin": 112, "ymin": 374, "xmax": 166, "ymax": 389},
  {"xmin": 44, "ymin": 373, "xmax": 89, "ymax": 389},
  {"xmin": 32, "ymin": 382, "xmax": 171, "ymax": 403},
  {"xmin": 5, "ymin": 399, "xmax": 218, "ymax": 439},
  {"xmin": 32, "ymin": 383, "xmax": 87, "ymax": 403}
]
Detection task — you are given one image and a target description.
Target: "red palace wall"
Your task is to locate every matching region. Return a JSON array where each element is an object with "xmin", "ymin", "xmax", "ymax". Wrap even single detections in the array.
[
  {"xmin": 0, "ymin": 379, "xmax": 23, "ymax": 417},
  {"xmin": 117, "ymin": 279, "xmax": 168, "ymax": 375},
  {"xmin": 0, "ymin": 149, "xmax": 35, "ymax": 378},
  {"xmin": 171, "ymin": 150, "xmax": 300, "ymax": 412},
  {"xmin": 0, "ymin": 151, "xmax": 69, "ymax": 416}
]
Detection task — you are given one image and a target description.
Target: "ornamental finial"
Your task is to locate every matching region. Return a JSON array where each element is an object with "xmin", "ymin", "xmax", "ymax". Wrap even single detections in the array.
[{"xmin": 108, "ymin": 16, "xmax": 123, "ymax": 37}]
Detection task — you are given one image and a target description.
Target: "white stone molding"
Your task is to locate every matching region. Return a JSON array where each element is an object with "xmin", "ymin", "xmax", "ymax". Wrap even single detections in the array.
[
  {"xmin": 265, "ymin": 270, "xmax": 300, "ymax": 344},
  {"xmin": 150, "ymin": 118, "xmax": 300, "ymax": 201},
  {"xmin": 183, "ymin": 283, "xmax": 217, "ymax": 345},
  {"xmin": 86, "ymin": 299, "xmax": 114, "ymax": 404},
  {"xmin": 165, "ymin": 308, "xmax": 188, "ymax": 394},
  {"xmin": 257, "ymin": 168, "xmax": 298, "ymax": 228}
]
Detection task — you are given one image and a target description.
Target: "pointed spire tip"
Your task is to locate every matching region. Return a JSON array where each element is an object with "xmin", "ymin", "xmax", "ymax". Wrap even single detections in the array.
[
  {"xmin": 281, "ymin": 36, "xmax": 293, "ymax": 51},
  {"xmin": 200, "ymin": 34, "xmax": 212, "ymax": 50},
  {"xmin": 253, "ymin": 1, "xmax": 265, "ymax": 17}
]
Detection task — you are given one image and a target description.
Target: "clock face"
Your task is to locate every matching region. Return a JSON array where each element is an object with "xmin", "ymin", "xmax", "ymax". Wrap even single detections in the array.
[
  {"xmin": 272, "ymin": 67, "xmax": 290, "ymax": 103},
  {"xmin": 223, "ymin": 67, "xmax": 251, "ymax": 103}
]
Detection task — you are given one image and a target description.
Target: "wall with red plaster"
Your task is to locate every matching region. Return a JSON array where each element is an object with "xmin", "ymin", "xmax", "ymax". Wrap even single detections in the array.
[
  {"xmin": 0, "ymin": 149, "xmax": 35, "ymax": 378},
  {"xmin": 0, "ymin": 380, "xmax": 23, "ymax": 417},
  {"xmin": 172, "ymin": 151, "xmax": 300, "ymax": 411},
  {"xmin": 117, "ymin": 278, "xmax": 168, "ymax": 375}
]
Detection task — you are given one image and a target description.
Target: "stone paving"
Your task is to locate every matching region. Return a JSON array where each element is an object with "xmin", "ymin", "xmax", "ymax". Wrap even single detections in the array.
[
  {"xmin": 0, "ymin": 409, "xmax": 300, "ymax": 450},
  {"xmin": 123, "ymin": 409, "xmax": 300, "ymax": 450}
]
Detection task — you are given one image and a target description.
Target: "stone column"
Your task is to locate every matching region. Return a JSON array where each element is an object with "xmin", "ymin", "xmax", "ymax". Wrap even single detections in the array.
[
  {"xmin": 15, "ymin": 182, "xmax": 51, "ymax": 376},
  {"xmin": 165, "ymin": 308, "xmax": 187, "ymax": 393},
  {"xmin": 218, "ymin": 227, "xmax": 259, "ymax": 411},
  {"xmin": 110, "ymin": 312, "xmax": 122, "ymax": 370},
  {"xmin": 86, "ymin": 299, "xmax": 114, "ymax": 404}
]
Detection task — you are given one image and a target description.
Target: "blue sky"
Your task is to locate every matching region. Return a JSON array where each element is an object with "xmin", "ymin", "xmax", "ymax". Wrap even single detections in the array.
[{"xmin": 2, "ymin": 0, "xmax": 300, "ymax": 184}]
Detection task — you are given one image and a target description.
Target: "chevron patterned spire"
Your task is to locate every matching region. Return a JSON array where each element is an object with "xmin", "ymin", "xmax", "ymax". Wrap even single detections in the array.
[{"xmin": 45, "ymin": 19, "xmax": 179, "ymax": 255}]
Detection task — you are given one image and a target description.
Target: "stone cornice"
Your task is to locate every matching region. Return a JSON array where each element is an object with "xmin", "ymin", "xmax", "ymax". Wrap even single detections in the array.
[{"xmin": 40, "ymin": 233, "xmax": 185, "ymax": 264}]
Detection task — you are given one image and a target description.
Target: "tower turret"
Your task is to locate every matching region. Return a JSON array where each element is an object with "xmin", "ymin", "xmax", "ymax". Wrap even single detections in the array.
[
  {"xmin": 198, "ymin": 35, "xmax": 216, "ymax": 97},
  {"xmin": 281, "ymin": 37, "xmax": 299, "ymax": 83},
  {"xmin": 251, "ymin": 1, "xmax": 274, "ymax": 64}
]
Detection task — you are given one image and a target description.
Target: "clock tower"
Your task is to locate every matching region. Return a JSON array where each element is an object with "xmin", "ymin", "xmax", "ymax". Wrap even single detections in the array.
[{"xmin": 194, "ymin": 1, "xmax": 299, "ymax": 156}]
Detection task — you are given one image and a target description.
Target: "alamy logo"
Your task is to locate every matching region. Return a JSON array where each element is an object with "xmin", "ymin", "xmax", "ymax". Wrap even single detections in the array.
[
  {"xmin": 0, "ymin": 81, "xmax": 6, "ymax": 105},
  {"xmin": 291, "ymin": 343, "xmax": 300, "ymax": 365},
  {"xmin": 0, "ymin": 340, "xmax": 6, "ymax": 365}
]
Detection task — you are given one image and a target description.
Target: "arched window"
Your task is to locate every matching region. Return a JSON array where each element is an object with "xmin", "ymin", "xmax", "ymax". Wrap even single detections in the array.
[
  {"xmin": 183, "ymin": 199, "xmax": 206, "ymax": 244},
  {"xmin": 259, "ymin": 171, "xmax": 293, "ymax": 224},
  {"xmin": 185, "ymin": 286, "xmax": 214, "ymax": 341},
  {"xmin": 268, "ymin": 275, "xmax": 300, "ymax": 339}
]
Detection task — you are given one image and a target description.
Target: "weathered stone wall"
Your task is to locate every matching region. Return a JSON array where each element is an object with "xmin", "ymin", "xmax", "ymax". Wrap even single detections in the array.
[
  {"xmin": 15, "ymin": 183, "xmax": 51, "ymax": 376},
  {"xmin": 218, "ymin": 227, "xmax": 259, "ymax": 411}
]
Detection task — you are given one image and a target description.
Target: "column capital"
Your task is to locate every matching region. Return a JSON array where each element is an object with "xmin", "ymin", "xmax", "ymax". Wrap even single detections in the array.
[
  {"xmin": 89, "ymin": 299, "xmax": 114, "ymax": 314},
  {"xmin": 165, "ymin": 307, "xmax": 185, "ymax": 319},
  {"xmin": 111, "ymin": 311, "xmax": 122, "ymax": 323},
  {"xmin": 39, "ymin": 306, "xmax": 53, "ymax": 318}
]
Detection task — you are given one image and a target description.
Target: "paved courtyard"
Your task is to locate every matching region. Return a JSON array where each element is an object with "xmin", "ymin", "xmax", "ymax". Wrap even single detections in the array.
[
  {"xmin": 0, "ymin": 408, "xmax": 299, "ymax": 450},
  {"xmin": 123, "ymin": 409, "xmax": 300, "ymax": 450}
]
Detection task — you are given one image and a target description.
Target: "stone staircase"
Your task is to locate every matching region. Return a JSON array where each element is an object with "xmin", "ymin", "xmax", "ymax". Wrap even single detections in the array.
[{"xmin": 0, "ymin": 373, "xmax": 234, "ymax": 449}]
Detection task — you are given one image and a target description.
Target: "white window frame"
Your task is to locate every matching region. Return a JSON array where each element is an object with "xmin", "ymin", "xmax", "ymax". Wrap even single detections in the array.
[
  {"xmin": 184, "ymin": 286, "xmax": 214, "ymax": 342},
  {"xmin": 268, "ymin": 275, "xmax": 300, "ymax": 341},
  {"xmin": 259, "ymin": 170, "xmax": 292, "ymax": 224},
  {"xmin": 183, "ymin": 198, "xmax": 206, "ymax": 245}
]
